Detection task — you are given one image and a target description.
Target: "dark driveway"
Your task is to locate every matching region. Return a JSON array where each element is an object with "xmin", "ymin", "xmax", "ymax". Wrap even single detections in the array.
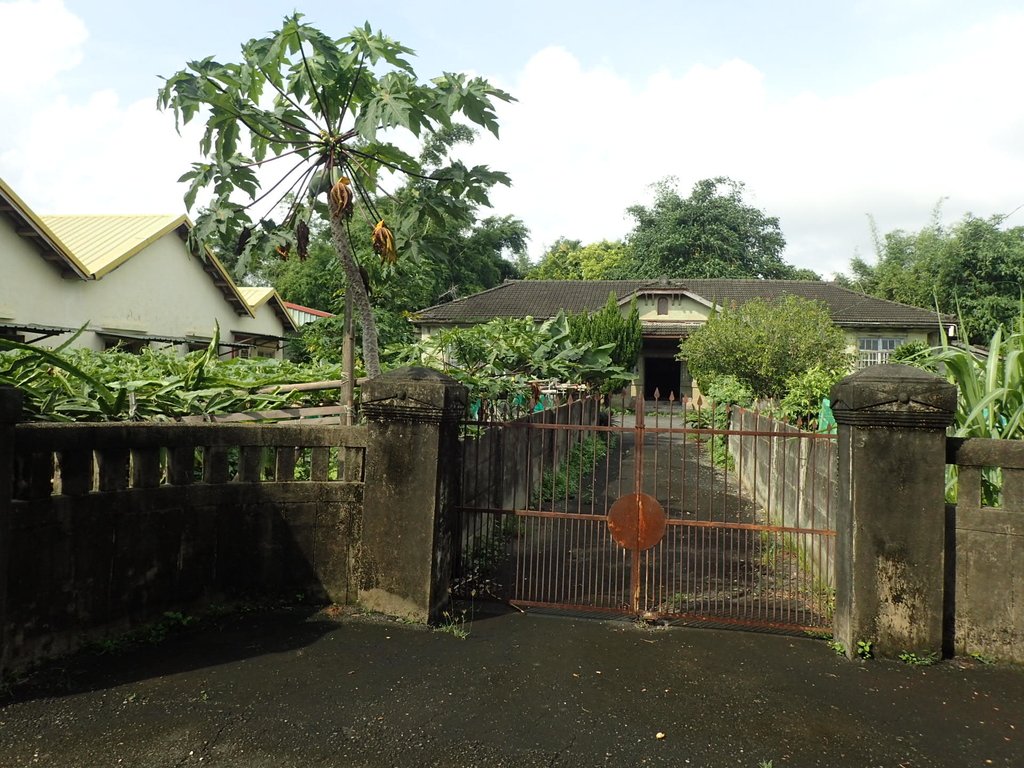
[{"xmin": 2, "ymin": 606, "xmax": 1021, "ymax": 767}]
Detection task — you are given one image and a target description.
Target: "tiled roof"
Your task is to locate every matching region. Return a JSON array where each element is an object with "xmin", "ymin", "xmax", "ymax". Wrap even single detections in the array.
[{"xmin": 413, "ymin": 279, "xmax": 946, "ymax": 329}]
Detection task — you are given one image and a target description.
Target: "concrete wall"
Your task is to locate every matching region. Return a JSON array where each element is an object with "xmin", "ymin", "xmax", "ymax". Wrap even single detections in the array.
[
  {"xmin": 947, "ymin": 438, "xmax": 1024, "ymax": 664},
  {"xmin": 634, "ymin": 293, "xmax": 709, "ymax": 322},
  {"xmin": 0, "ymin": 221, "xmax": 287, "ymax": 355},
  {"xmin": 728, "ymin": 408, "xmax": 837, "ymax": 588},
  {"xmin": 0, "ymin": 413, "xmax": 366, "ymax": 674}
]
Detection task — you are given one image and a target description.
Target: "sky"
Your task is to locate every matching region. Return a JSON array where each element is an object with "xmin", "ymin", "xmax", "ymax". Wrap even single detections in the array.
[{"xmin": 2, "ymin": 0, "xmax": 1023, "ymax": 280}]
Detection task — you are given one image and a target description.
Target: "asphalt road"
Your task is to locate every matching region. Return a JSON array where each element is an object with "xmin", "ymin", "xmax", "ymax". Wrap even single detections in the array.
[{"xmin": 2, "ymin": 606, "xmax": 1021, "ymax": 767}]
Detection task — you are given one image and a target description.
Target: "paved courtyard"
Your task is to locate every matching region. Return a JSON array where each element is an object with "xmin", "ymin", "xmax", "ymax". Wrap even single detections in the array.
[{"xmin": 1, "ymin": 606, "xmax": 1021, "ymax": 767}]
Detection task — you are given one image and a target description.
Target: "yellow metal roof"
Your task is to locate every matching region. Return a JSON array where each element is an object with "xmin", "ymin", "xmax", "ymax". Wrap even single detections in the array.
[
  {"xmin": 238, "ymin": 286, "xmax": 276, "ymax": 307},
  {"xmin": 0, "ymin": 177, "xmax": 90, "ymax": 278},
  {"xmin": 41, "ymin": 214, "xmax": 186, "ymax": 278},
  {"xmin": 238, "ymin": 286, "xmax": 298, "ymax": 331}
]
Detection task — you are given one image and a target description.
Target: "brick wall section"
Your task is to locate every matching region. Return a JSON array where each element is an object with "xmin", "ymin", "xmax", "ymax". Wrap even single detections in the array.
[{"xmin": 1, "ymin": 408, "xmax": 365, "ymax": 674}]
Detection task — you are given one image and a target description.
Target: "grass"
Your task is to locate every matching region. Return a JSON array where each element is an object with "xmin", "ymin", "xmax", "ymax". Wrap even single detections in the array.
[
  {"xmin": 435, "ymin": 609, "xmax": 470, "ymax": 639},
  {"xmin": 83, "ymin": 610, "xmax": 197, "ymax": 654}
]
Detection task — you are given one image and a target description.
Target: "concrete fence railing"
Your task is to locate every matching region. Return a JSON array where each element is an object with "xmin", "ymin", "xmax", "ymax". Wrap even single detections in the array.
[
  {"xmin": 5, "ymin": 364, "xmax": 1024, "ymax": 672},
  {"xmin": 0, "ymin": 385, "xmax": 366, "ymax": 674}
]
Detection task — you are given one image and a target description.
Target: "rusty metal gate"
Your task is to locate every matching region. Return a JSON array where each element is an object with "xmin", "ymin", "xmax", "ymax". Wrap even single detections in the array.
[{"xmin": 454, "ymin": 391, "xmax": 836, "ymax": 633}]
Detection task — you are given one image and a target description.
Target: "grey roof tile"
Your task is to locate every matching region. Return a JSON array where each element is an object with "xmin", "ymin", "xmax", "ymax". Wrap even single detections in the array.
[{"xmin": 413, "ymin": 279, "xmax": 945, "ymax": 329}]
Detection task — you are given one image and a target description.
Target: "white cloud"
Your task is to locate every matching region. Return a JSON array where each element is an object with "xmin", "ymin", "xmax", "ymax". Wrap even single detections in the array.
[
  {"xmin": 461, "ymin": 14, "xmax": 1024, "ymax": 277},
  {"xmin": 3, "ymin": 6, "xmax": 1024, "ymax": 284},
  {"xmin": 0, "ymin": 0, "xmax": 87, "ymax": 96},
  {"xmin": 1, "ymin": 89, "xmax": 200, "ymax": 214}
]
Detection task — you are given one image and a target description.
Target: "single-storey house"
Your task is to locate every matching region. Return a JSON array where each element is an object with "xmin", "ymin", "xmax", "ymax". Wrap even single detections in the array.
[
  {"xmin": 0, "ymin": 177, "xmax": 296, "ymax": 358},
  {"xmin": 411, "ymin": 278, "xmax": 949, "ymax": 399}
]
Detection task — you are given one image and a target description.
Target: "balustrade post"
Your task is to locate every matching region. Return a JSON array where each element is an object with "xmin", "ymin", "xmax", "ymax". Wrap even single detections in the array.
[
  {"xmin": 831, "ymin": 365, "xmax": 956, "ymax": 659},
  {"xmin": 359, "ymin": 367, "xmax": 466, "ymax": 622}
]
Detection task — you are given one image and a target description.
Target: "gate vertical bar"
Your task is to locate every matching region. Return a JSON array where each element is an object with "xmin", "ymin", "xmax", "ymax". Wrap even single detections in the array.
[{"xmin": 630, "ymin": 396, "xmax": 645, "ymax": 613}]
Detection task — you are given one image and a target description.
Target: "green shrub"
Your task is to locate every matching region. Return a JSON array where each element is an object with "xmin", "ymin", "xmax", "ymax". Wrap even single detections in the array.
[
  {"xmin": 681, "ymin": 295, "xmax": 853, "ymax": 400},
  {"xmin": 399, "ymin": 313, "xmax": 635, "ymax": 405},
  {"xmin": 778, "ymin": 363, "xmax": 848, "ymax": 426},
  {"xmin": 698, "ymin": 374, "xmax": 753, "ymax": 408},
  {"xmin": 890, "ymin": 340, "xmax": 930, "ymax": 364}
]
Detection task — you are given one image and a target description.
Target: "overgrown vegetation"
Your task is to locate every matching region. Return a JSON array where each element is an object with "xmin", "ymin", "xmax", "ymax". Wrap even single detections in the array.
[
  {"xmin": 899, "ymin": 308, "xmax": 1024, "ymax": 502},
  {"xmin": 534, "ymin": 435, "xmax": 613, "ymax": 504},
  {"xmin": 0, "ymin": 331, "xmax": 341, "ymax": 422},
  {"xmin": 842, "ymin": 207, "xmax": 1024, "ymax": 344},
  {"xmin": 567, "ymin": 294, "xmax": 642, "ymax": 392},
  {"xmin": 397, "ymin": 313, "xmax": 634, "ymax": 405},
  {"xmin": 681, "ymin": 295, "xmax": 853, "ymax": 401},
  {"xmin": 914, "ymin": 316, "xmax": 1024, "ymax": 442},
  {"xmin": 777, "ymin": 362, "xmax": 848, "ymax": 426}
]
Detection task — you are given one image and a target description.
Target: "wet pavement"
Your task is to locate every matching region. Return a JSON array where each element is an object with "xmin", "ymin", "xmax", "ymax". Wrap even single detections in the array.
[{"xmin": 1, "ymin": 605, "xmax": 1021, "ymax": 767}]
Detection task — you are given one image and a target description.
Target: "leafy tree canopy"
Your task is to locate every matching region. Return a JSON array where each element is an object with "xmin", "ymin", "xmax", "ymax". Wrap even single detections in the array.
[
  {"xmin": 840, "ymin": 207, "xmax": 1024, "ymax": 344},
  {"xmin": 680, "ymin": 295, "xmax": 851, "ymax": 400},
  {"xmin": 158, "ymin": 13, "xmax": 514, "ymax": 377},
  {"xmin": 527, "ymin": 238, "xmax": 628, "ymax": 280},
  {"xmin": 619, "ymin": 177, "xmax": 815, "ymax": 281}
]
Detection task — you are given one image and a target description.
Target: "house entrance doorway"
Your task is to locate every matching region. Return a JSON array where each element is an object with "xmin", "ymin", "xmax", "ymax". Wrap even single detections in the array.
[{"xmin": 644, "ymin": 356, "xmax": 681, "ymax": 400}]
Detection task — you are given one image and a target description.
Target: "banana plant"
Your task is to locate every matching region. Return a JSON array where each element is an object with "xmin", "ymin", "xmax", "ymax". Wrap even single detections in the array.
[{"xmin": 908, "ymin": 302, "xmax": 1024, "ymax": 502}]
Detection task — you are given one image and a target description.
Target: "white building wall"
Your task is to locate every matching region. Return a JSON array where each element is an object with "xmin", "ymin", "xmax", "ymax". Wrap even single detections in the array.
[{"xmin": 1, "ymin": 222, "xmax": 287, "ymax": 355}]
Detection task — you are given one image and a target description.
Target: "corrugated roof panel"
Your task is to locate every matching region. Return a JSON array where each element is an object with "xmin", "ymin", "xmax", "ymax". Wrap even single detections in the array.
[
  {"xmin": 237, "ymin": 286, "xmax": 298, "ymax": 332},
  {"xmin": 238, "ymin": 286, "xmax": 276, "ymax": 308},
  {"xmin": 41, "ymin": 215, "xmax": 184, "ymax": 277}
]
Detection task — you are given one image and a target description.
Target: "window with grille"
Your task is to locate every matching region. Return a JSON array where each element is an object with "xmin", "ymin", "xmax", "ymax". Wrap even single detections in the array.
[{"xmin": 857, "ymin": 337, "xmax": 904, "ymax": 368}]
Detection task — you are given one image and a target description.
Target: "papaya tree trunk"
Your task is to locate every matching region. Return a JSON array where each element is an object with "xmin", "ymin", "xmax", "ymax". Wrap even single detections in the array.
[{"xmin": 328, "ymin": 207, "xmax": 382, "ymax": 378}]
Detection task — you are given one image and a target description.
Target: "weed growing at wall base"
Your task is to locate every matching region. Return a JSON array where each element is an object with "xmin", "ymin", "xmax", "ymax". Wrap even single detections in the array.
[
  {"xmin": 436, "ymin": 609, "xmax": 471, "ymax": 639},
  {"xmin": 898, "ymin": 651, "xmax": 939, "ymax": 666}
]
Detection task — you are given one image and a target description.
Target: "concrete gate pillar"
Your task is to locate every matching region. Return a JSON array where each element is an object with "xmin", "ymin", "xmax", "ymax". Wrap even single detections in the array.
[
  {"xmin": 830, "ymin": 364, "xmax": 956, "ymax": 659},
  {"xmin": 359, "ymin": 367, "xmax": 466, "ymax": 623},
  {"xmin": 0, "ymin": 387, "xmax": 23, "ymax": 674}
]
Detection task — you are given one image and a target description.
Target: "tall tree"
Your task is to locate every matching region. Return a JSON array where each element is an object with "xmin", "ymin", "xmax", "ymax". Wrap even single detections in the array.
[
  {"xmin": 620, "ymin": 177, "xmax": 814, "ymax": 280},
  {"xmin": 527, "ymin": 239, "xmax": 627, "ymax": 280},
  {"xmin": 841, "ymin": 209, "xmax": 1024, "ymax": 343},
  {"xmin": 158, "ymin": 14, "xmax": 513, "ymax": 377}
]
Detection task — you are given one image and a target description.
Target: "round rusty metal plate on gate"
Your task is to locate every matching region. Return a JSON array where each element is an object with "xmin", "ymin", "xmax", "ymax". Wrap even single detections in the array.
[{"xmin": 607, "ymin": 493, "xmax": 667, "ymax": 551}]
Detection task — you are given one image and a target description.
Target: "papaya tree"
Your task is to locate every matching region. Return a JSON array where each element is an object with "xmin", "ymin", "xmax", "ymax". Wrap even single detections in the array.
[{"xmin": 158, "ymin": 13, "xmax": 513, "ymax": 377}]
